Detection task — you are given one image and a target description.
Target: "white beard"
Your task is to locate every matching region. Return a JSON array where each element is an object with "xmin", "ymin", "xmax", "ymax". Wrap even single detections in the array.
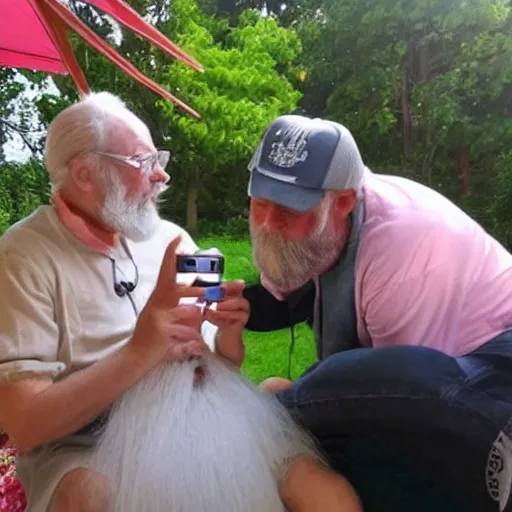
[
  {"xmin": 99, "ymin": 171, "xmax": 162, "ymax": 242},
  {"xmin": 88, "ymin": 353, "xmax": 323, "ymax": 512}
]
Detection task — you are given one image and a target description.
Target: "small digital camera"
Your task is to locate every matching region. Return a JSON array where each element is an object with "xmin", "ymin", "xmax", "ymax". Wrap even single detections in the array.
[{"xmin": 176, "ymin": 249, "xmax": 225, "ymax": 302}]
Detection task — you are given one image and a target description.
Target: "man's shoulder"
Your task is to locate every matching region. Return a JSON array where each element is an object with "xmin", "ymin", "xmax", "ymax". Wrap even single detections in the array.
[
  {"xmin": 358, "ymin": 171, "xmax": 488, "ymax": 281},
  {"xmin": 0, "ymin": 206, "xmax": 64, "ymax": 285},
  {"xmin": 0, "ymin": 205, "xmax": 61, "ymax": 256},
  {"xmin": 157, "ymin": 218, "xmax": 190, "ymax": 238},
  {"xmin": 155, "ymin": 219, "xmax": 197, "ymax": 249},
  {"xmin": 362, "ymin": 171, "xmax": 479, "ymax": 243}
]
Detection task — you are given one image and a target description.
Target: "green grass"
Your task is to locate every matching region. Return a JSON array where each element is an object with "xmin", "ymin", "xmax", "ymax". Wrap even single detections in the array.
[{"xmin": 197, "ymin": 236, "xmax": 317, "ymax": 383}]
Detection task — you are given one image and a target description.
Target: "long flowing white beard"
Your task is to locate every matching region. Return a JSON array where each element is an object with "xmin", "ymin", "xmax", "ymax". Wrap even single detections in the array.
[{"xmin": 88, "ymin": 353, "xmax": 323, "ymax": 512}]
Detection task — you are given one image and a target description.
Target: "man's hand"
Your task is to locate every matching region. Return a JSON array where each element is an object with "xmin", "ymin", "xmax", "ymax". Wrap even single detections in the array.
[
  {"xmin": 129, "ymin": 236, "xmax": 209, "ymax": 368},
  {"xmin": 204, "ymin": 280, "xmax": 249, "ymax": 367}
]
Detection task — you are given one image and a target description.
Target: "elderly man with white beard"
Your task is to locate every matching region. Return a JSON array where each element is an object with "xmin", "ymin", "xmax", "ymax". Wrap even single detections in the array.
[
  {"xmin": 242, "ymin": 114, "xmax": 512, "ymax": 512},
  {"xmin": 0, "ymin": 92, "xmax": 362, "ymax": 512}
]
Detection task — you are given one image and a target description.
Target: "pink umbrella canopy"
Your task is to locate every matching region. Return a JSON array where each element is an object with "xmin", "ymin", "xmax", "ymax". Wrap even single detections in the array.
[{"xmin": 0, "ymin": 0, "xmax": 203, "ymax": 118}]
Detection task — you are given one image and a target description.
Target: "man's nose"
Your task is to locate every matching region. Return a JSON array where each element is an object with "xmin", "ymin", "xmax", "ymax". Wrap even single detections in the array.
[{"xmin": 150, "ymin": 164, "xmax": 170, "ymax": 184}]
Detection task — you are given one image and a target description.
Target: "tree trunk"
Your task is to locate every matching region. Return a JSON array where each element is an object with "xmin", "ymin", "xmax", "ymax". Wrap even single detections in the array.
[
  {"xmin": 400, "ymin": 73, "xmax": 412, "ymax": 158},
  {"xmin": 457, "ymin": 144, "xmax": 470, "ymax": 196},
  {"xmin": 419, "ymin": 42, "xmax": 429, "ymax": 83},
  {"xmin": 422, "ymin": 126, "xmax": 438, "ymax": 187},
  {"xmin": 186, "ymin": 179, "xmax": 199, "ymax": 233}
]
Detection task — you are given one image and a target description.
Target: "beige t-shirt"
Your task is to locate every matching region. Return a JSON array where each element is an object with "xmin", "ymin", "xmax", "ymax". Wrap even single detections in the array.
[{"xmin": 0, "ymin": 205, "xmax": 202, "ymax": 382}]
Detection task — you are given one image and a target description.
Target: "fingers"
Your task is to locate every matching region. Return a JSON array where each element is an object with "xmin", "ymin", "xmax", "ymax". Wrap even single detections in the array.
[
  {"xmin": 167, "ymin": 339, "xmax": 207, "ymax": 361},
  {"xmin": 164, "ymin": 322, "xmax": 204, "ymax": 343},
  {"xmin": 221, "ymin": 280, "xmax": 245, "ymax": 297},
  {"xmin": 155, "ymin": 235, "xmax": 182, "ymax": 289},
  {"xmin": 204, "ymin": 296, "xmax": 249, "ymax": 326},
  {"xmin": 151, "ymin": 236, "xmax": 206, "ymax": 304},
  {"xmin": 202, "ymin": 294, "xmax": 249, "ymax": 327},
  {"xmin": 205, "ymin": 309, "xmax": 248, "ymax": 325},
  {"xmin": 168, "ymin": 303, "xmax": 203, "ymax": 320},
  {"xmin": 173, "ymin": 285, "xmax": 207, "ymax": 302},
  {"xmin": 214, "ymin": 296, "xmax": 250, "ymax": 313},
  {"xmin": 163, "ymin": 320, "xmax": 208, "ymax": 361}
]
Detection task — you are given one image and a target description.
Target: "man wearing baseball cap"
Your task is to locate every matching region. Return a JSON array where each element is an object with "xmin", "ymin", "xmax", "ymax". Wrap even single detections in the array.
[{"xmin": 242, "ymin": 114, "xmax": 512, "ymax": 511}]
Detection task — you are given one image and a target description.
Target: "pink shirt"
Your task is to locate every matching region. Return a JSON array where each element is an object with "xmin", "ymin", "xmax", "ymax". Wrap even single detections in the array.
[{"xmin": 356, "ymin": 170, "xmax": 512, "ymax": 356}]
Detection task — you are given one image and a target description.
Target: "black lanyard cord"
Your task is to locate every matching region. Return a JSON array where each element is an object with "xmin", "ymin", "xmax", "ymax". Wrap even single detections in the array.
[
  {"xmin": 109, "ymin": 256, "xmax": 139, "ymax": 316},
  {"xmin": 287, "ymin": 303, "xmax": 296, "ymax": 380}
]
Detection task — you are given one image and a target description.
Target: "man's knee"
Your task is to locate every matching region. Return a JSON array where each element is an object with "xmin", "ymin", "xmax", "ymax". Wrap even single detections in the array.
[
  {"xmin": 326, "ymin": 345, "xmax": 460, "ymax": 379},
  {"xmin": 281, "ymin": 346, "xmax": 464, "ymax": 404},
  {"xmin": 279, "ymin": 455, "xmax": 363, "ymax": 512},
  {"xmin": 49, "ymin": 468, "xmax": 111, "ymax": 512},
  {"xmin": 259, "ymin": 376, "xmax": 293, "ymax": 393}
]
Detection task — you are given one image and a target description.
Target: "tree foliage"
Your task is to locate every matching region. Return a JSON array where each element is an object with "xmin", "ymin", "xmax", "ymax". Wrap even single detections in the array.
[
  {"xmin": 155, "ymin": 0, "xmax": 302, "ymax": 230},
  {"xmin": 1, "ymin": 0, "xmax": 512, "ymax": 245},
  {"xmin": 292, "ymin": 0, "xmax": 512, "ymax": 236},
  {"xmin": 0, "ymin": 159, "xmax": 49, "ymax": 235}
]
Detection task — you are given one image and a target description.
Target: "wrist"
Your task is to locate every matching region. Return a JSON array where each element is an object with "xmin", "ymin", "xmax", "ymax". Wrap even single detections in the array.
[
  {"xmin": 214, "ymin": 329, "xmax": 245, "ymax": 368},
  {"xmin": 120, "ymin": 338, "xmax": 158, "ymax": 377}
]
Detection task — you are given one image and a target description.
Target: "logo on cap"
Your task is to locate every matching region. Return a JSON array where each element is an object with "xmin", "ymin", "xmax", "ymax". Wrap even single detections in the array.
[{"xmin": 268, "ymin": 126, "xmax": 309, "ymax": 168}]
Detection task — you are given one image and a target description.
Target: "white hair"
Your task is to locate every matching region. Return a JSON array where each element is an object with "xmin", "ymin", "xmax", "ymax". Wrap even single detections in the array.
[
  {"xmin": 87, "ymin": 353, "xmax": 325, "ymax": 511},
  {"xmin": 44, "ymin": 92, "xmax": 151, "ymax": 191}
]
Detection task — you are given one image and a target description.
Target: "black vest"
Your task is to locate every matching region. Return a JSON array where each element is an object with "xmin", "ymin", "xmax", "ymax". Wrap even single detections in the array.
[{"xmin": 313, "ymin": 200, "xmax": 365, "ymax": 359}]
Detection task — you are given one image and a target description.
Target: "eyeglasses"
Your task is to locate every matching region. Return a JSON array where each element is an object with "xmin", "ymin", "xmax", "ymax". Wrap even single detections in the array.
[{"xmin": 92, "ymin": 150, "xmax": 171, "ymax": 176}]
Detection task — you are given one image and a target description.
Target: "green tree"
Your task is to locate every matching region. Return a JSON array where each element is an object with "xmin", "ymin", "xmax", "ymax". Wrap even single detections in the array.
[
  {"xmin": 0, "ymin": 68, "xmax": 50, "ymax": 161},
  {"xmin": 156, "ymin": 0, "xmax": 303, "ymax": 231},
  {"xmin": 488, "ymin": 150, "xmax": 512, "ymax": 250},
  {"xmin": 0, "ymin": 159, "xmax": 50, "ymax": 235},
  {"xmin": 292, "ymin": 0, "xmax": 512, "ymax": 238}
]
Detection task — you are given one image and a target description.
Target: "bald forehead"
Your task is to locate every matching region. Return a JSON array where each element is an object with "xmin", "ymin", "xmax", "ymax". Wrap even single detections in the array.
[{"xmin": 106, "ymin": 116, "xmax": 155, "ymax": 155}]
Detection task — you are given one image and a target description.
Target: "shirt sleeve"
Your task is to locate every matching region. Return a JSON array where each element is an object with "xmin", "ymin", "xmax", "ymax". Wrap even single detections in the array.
[
  {"xmin": 0, "ymin": 249, "xmax": 64, "ymax": 382},
  {"xmin": 243, "ymin": 281, "xmax": 315, "ymax": 332},
  {"xmin": 361, "ymin": 222, "xmax": 464, "ymax": 355},
  {"xmin": 357, "ymin": 207, "xmax": 474, "ymax": 355},
  {"xmin": 362, "ymin": 259, "xmax": 465, "ymax": 355},
  {"xmin": 179, "ymin": 228, "xmax": 199, "ymax": 254},
  {"xmin": 159, "ymin": 221, "xmax": 199, "ymax": 255}
]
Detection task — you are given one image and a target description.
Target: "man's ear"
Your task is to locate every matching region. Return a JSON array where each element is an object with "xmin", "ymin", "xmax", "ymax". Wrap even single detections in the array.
[
  {"xmin": 333, "ymin": 189, "xmax": 357, "ymax": 218},
  {"xmin": 67, "ymin": 157, "xmax": 95, "ymax": 193}
]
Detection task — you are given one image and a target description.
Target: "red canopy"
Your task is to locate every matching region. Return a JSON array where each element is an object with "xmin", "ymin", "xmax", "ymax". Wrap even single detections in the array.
[{"xmin": 0, "ymin": 0, "xmax": 202, "ymax": 118}]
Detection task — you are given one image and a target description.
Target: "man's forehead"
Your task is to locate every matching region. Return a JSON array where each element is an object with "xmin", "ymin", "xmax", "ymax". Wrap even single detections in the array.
[
  {"xmin": 107, "ymin": 123, "xmax": 155, "ymax": 155},
  {"xmin": 104, "ymin": 113, "xmax": 154, "ymax": 151}
]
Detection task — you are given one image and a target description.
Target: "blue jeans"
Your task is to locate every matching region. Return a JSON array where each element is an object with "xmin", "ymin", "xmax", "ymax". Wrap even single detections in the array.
[{"xmin": 277, "ymin": 331, "xmax": 512, "ymax": 512}]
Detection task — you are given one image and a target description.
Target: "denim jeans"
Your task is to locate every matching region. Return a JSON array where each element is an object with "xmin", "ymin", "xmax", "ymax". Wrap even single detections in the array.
[{"xmin": 277, "ymin": 331, "xmax": 512, "ymax": 512}]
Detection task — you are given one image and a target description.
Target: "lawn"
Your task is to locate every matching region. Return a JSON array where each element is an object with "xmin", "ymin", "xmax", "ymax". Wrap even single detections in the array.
[{"xmin": 197, "ymin": 236, "xmax": 318, "ymax": 383}]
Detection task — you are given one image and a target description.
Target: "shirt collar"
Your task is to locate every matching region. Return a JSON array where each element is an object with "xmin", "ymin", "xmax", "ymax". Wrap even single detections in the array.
[{"xmin": 51, "ymin": 192, "xmax": 117, "ymax": 255}]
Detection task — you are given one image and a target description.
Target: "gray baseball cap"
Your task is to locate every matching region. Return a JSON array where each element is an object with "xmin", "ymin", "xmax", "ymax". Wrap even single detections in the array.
[{"xmin": 248, "ymin": 115, "xmax": 365, "ymax": 212}]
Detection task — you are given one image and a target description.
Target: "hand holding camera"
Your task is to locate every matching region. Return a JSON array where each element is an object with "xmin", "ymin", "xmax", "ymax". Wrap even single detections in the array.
[
  {"xmin": 130, "ymin": 237, "xmax": 209, "ymax": 369},
  {"xmin": 176, "ymin": 247, "xmax": 249, "ymax": 367}
]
